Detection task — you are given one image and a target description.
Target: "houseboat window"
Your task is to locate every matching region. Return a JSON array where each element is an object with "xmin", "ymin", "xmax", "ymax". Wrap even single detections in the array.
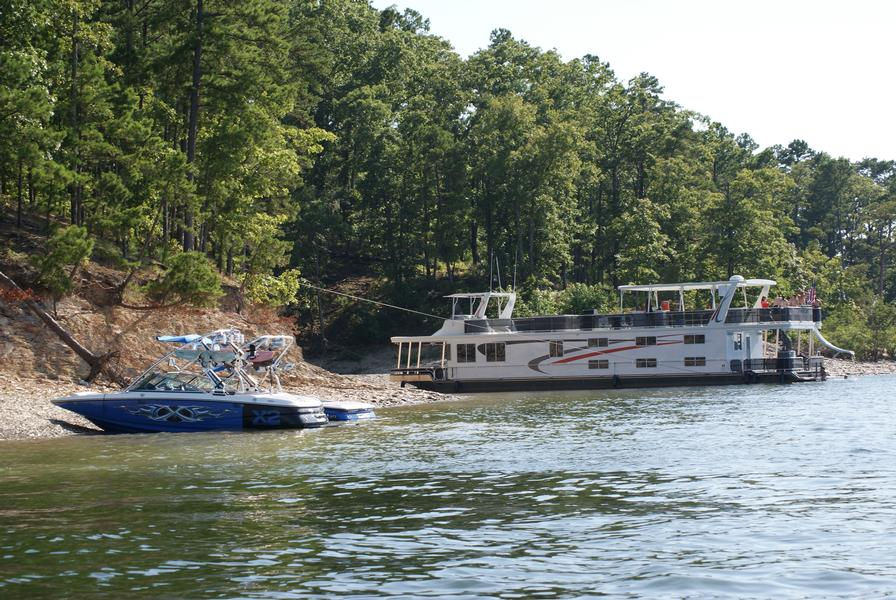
[
  {"xmin": 685, "ymin": 357, "xmax": 706, "ymax": 367},
  {"xmin": 684, "ymin": 334, "xmax": 705, "ymax": 344},
  {"xmin": 636, "ymin": 336, "xmax": 656, "ymax": 346},
  {"xmin": 485, "ymin": 342, "xmax": 506, "ymax": 362},
  {"xmin": 588, "ymin": 338, "xmax": 609, "ymax": 347},
  {"xmin": 588, "ymin": 359, "xmax": 609, "ymax": 369},
  {"xmin": 549, "ymin": 341, "xmax": 564, "ymax": 357},
  {"xmin": 636, "ymin": 358, "xmax": 657, "ymax": 368},
  {"xmin": 733, "ymin": 333, "xmax": 743, "ymax": 351},
  {"xmin": 457, "ymin": 344, "xmax": 476, "ymax": 363}
]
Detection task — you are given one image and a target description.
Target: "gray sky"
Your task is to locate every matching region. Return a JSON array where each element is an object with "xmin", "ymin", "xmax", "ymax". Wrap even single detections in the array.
[{"xmin": 371, "ymin": 0, "xmax": 895, "ymax": 162}]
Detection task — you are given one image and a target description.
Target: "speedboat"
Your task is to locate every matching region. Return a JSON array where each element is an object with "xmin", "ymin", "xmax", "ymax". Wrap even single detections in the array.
[{"xmin": 53, "ymin": 329, "xmax": 333, "ymax": 433}]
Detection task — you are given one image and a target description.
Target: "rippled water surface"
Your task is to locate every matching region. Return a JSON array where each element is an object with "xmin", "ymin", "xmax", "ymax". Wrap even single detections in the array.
[{"xmin": 2, "ymin": 376, "xmax": 896, "ymax": 598}]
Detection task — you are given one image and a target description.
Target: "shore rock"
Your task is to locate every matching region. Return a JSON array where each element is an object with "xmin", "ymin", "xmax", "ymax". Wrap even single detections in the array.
[{"xmin": 824, "ymin": 357, "xmax": 896, "ymax": 378}]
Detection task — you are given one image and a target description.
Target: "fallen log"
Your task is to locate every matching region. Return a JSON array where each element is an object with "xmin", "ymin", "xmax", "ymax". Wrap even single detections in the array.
[{"xmin": 0, "ymin": 269, "xmax": 127, "ymax": 386}]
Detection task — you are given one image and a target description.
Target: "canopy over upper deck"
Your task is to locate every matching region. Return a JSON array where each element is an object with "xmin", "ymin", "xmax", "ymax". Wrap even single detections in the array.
[
  {"xmin": 445, "ymin": 291, "xmax": 517, "ymax": 319},
  {"xmin": 618, "ymin": 278, "xmax": 776, "ymax": 293},
  {"xmin": 444, "ymin": 292, "xmax": 517, "ymax": 299},
  {"xmin": 618, "ymin": 276, "xmax": 775, "ymax": 312}
]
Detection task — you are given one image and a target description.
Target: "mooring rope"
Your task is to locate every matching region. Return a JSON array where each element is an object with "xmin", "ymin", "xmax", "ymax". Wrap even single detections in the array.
[
  {"xmin": 298, "ymin": 280, "xmax": 448, "ymax": 321},
  {"xmin": 298, "ymin": 280, "xmax": 519, "ymax": 335}
]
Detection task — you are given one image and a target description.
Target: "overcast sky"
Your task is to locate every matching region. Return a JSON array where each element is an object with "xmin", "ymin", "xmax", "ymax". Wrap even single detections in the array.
[{"xmin": 371, "ymin": 0, "xmax": 895, "ymax": 162}]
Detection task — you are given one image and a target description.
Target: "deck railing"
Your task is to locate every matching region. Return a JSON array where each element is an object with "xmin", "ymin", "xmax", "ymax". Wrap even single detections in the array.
[
  {"xmin": 724, "ymin": 307, "xmax": 818, "ymax": 324},
  {"xmin": 734, "ymin": 356, "xmax": 825, "ymax": 373},
  {"xmin": 463, "ymin": 307, "xmax": 820, "ymax": 334}
]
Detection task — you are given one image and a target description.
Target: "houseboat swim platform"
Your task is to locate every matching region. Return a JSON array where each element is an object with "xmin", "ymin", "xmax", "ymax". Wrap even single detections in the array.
[{"xmin": 390, "ymin": 276, "xmax": 849, "ymax": 393}]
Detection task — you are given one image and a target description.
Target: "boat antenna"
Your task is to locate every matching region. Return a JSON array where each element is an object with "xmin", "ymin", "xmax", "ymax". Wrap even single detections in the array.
[
  {"xmin": 495, "ymin": 255, "xmax": 502, "ymax": 291},
  {"xmin": 489, "ymin": 249, "xmax": 494, "ymax": 292}
]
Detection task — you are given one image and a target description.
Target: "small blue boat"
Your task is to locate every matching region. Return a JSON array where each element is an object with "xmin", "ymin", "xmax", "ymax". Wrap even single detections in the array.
[{"xmin": 322, "ymin": 400, "xmax": 376, "ymax": 422}]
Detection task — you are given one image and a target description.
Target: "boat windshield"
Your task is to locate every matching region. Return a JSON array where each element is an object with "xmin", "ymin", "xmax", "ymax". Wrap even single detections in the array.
[{"xmin": 131, "ymin": 371, "xmax": 214, "ymax": 393}]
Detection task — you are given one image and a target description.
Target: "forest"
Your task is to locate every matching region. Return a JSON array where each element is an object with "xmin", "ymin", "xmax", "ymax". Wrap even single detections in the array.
[{"xmin": 1, "ymin": 0, "xmax": 895, "ymax": 359}]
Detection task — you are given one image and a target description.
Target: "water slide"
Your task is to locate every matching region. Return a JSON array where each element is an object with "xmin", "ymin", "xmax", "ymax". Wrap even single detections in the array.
[{"xmin": 812, "ymin": 329, "xmax": 855, "ymax": 359}]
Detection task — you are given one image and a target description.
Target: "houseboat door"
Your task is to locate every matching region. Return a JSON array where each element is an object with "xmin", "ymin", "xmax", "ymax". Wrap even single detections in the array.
[{"xmin": 729, "ymin": 331, "xmax": 745, "ymax": 370}]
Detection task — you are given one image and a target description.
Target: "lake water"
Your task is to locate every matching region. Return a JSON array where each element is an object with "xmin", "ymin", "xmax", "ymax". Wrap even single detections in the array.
[{"xmin": 2, "ymin": 375, "xmax": 895, "ymax": 598}]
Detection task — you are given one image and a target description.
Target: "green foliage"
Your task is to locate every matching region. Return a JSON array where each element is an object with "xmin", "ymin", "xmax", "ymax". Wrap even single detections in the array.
[
  {"xmin": 515, "ymin": 283, "xmax": 614, "ymax": 317},
  {"xmin": 144, "ymin": 252, "xmax": 223, "ymax": 307},
  {"xmin": 823, "ymin": 301, "xmax": 896, "ymax": 361},
  {"xmin": 556, "ymin": 283, "xmax": 616, "ymax": 315},
  {"xmin": 2, "ymin": 0, "xmax": 896, "ymax": 356},
  {"xmin": 244, "ymin": 268, "xmax": 303, "ymax": 307},
  {"xmin": 237, "ymin": 213, "xmax": 294, "ymax": 304},
  {"xmin": 514, "ymin": 287, "xmax": 560, "ymax": 317},
  {"xmin": 30, "ymin": 226, "xmax": 94, "ymax": 302}
]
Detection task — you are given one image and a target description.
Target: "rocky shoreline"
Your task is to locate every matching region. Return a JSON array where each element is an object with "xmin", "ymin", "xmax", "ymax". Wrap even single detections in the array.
[
  {"xmin": 823, "ymin": 357, "xmax": 896, "ymax": 378},
  {"xmin": 1, "ymin": 359, "xmax": 892, "ymax": 441}
]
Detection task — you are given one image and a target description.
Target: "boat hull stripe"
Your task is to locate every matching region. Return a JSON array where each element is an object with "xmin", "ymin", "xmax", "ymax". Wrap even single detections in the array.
[{"xmin": 551, "ymin": 341, "xmax": 682, "ymax": 364}]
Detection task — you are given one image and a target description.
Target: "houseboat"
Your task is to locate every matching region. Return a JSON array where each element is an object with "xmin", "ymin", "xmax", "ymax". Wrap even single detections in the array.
[{"xmin": 390, "ymin": 276, "xmax": 853, "ymax": 393}]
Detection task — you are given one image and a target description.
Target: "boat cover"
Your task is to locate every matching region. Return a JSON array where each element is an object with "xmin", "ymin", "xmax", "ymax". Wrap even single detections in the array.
[{"xmin": 156, "ymin": 334, "xmax": 202, "ymax": 344}]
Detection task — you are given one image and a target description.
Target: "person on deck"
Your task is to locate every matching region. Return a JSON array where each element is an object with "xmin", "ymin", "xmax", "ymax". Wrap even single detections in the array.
[{"xmin": 760, "ymin": 296, "xmax": 770, "ymax": 308}]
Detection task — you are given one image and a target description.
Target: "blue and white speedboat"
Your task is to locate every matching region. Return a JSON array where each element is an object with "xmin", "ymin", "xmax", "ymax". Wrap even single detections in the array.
[{"xmin": 53, "ymin": 329, "xmax": 331, "ymax": 433}]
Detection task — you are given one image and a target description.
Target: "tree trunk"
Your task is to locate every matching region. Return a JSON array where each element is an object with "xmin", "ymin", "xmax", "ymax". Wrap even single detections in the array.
[
  {"xmin": 183, "ymin": 0, "xmax": 203, "ymax": 252},
  {"xmin": 314, "ymin": 248, "xmax": 327, "ymax": 355},
  {"xmin": 27, "ymin": 167, "xmax": 34, "ymax": 208},
  {"xmin": 45, "ymin": 194, "xmax": 51, "ymax": 233},
  {"xmin": 161, "ymin": 196, "xmax": 169, "ymax": 247},
  {"xmin": 0, "ymin": 270, "xmax": 126, "ymax": 385},
  {"xmin": 114, "ymin": 205, "xmax": 163, "ymax": 303},
  {"xmin": 140, "ymin": 9, "xmax": 147, "ymax": 109},
  {"xmin": 16, "ymin": 158, "xmax": 23, "ymax": 229},
  {"xmin": 69, "ymin": 10, "xmax": 81, "ymax": 226},
  {"xmin": 879, "ymin": 222, "xmax": 889, "ymax": 298}
]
